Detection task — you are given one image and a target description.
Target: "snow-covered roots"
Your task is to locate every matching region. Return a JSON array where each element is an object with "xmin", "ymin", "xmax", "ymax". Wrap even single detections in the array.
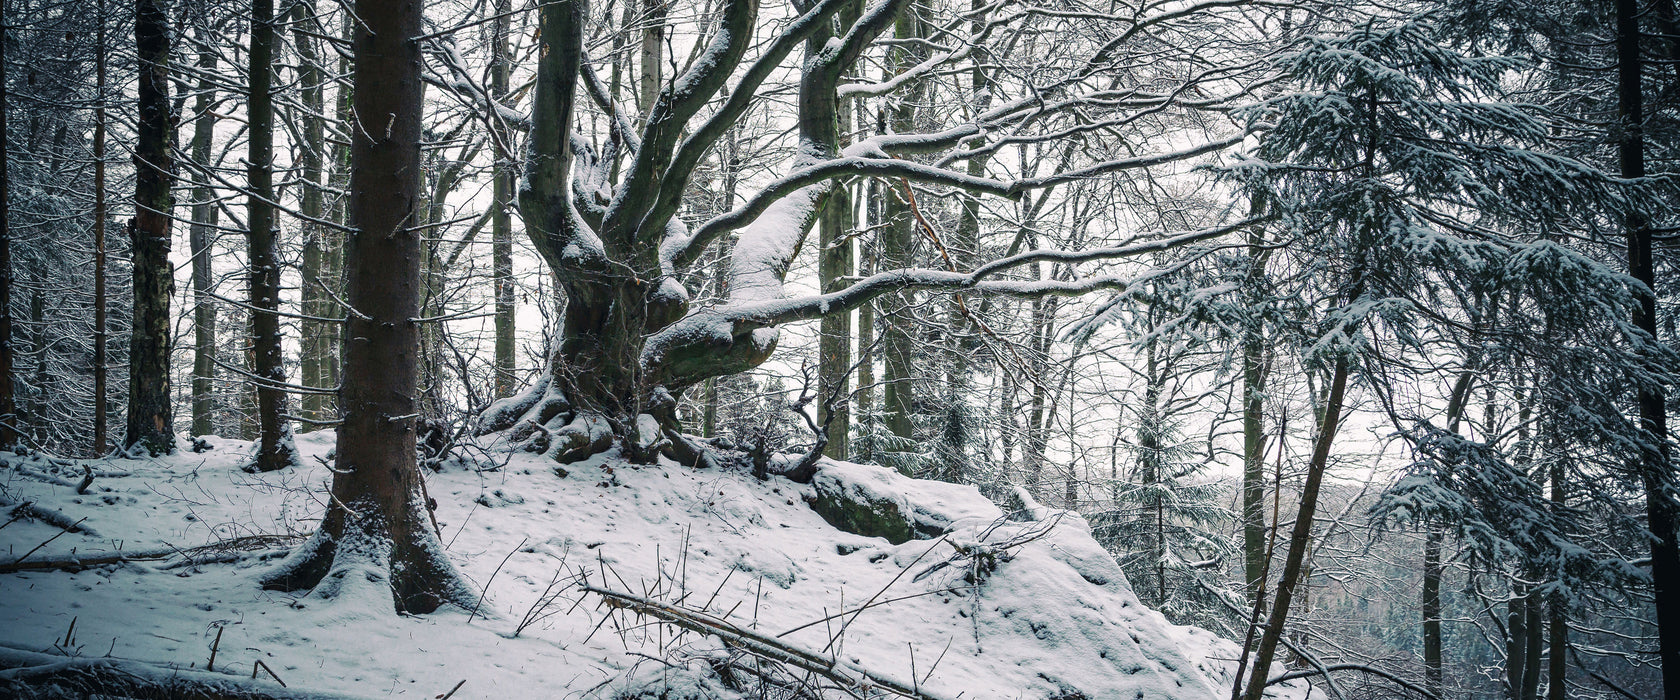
[
  {"xmin": 474, "ymin": 375, "xmax": 713, "ymax": 467},
  {"xmin": 259, "ymin": 495, "xmax": 478, "ymax": 615}
]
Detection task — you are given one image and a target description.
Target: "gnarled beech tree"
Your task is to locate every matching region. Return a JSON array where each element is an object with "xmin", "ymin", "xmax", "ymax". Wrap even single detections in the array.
[{"xmin": 476, "ymin": 0, "xmax": 1269, "ymax": 468}]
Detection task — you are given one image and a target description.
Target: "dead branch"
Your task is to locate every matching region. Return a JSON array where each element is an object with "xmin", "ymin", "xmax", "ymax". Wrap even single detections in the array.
[
  {"xmin": 4, "ymin": 501, "xmax": 97, "ymax": 536},
  {"xmin": 581, "ymin": 585, "xmax": 953, "ymax": 700},
  {"xmin": 0, "ymin": 644, "xmax": 367, "ymax": 700},
  {"xmin": 0, "ymin": 535, "xmax": 300, "ymax": 574}
]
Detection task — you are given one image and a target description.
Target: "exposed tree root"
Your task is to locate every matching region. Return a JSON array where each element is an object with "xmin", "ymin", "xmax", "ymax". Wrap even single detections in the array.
[{"xmin": 260, "ymin": 497, "xmax": 479, "ymax": 614}]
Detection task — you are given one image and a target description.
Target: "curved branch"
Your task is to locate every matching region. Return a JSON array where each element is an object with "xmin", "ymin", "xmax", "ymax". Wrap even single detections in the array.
[
  {"xmin": 1267, "ymin": 664, "xmax": 1439, "ymax": 700},
  {"xmin": 519, "ymin": 0, "xmax": 585, "ymax": 265},
  {"xmin": 670, "ymin": 156, "xmax": 1014, "ymax": 268},
  {"xmin": 601, "ymin": 0, "xmax": 759, "ymax": 246},
  {"xmin": 638, "ymin": 0, "xmax": 857, "ymax": 246}
]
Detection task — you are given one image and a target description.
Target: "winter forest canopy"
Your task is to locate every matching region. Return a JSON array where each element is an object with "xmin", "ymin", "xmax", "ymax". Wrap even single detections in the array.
[{"xmin": 0, "ymin": 0, "xmax": 1678, "ymax": 697}]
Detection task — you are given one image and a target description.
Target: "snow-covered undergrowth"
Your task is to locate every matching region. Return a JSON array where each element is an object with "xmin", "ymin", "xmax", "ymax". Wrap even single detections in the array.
[{"xmin": 0, "ymin": 432, "xmax": 1311, "ymax": 699}]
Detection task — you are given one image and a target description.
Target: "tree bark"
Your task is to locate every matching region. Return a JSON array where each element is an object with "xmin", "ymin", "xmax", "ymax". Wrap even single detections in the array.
[
  {"xmin": 856, "ymin": 179, "xmax": 878, "ymax": 462},
  {"xmin": 1616, "ymin": 0, "xmax": 1680, "ymax": 695},
  {"xmin": 261, "ymin": 0, "xmax": 474, "ymax": 614},
  {"xmin": 293, "ymin": 0, "xmax": 332, "ymax": 428},
  {"xmin": 1548, "ymin": 445, "xmax": 1568, "ymax": 700},
  {"xmin": 879, "ymin": 4, "xmax": 923, "ymax": 451},
  {"xmin": 491, "ymin": 0, "xmax": 517, "ymax": 399},
  {"xmin": 0, "ymin": 0, "xmax": 12, "ymax": 454},
  {"xmin": 125, "ymin": 0, "xmax": 176, "ymax": 456},
  {"xmin": 189, "ymin": 23, "xmax": 218, "ymax": 438},
  {"xmin": 1423, "ymin": 524, "xmax": 1443, "ymax": 697},
  {"xmin": 1240, "ymin": 357, "xmax": 1349, "ymax": 700},
  {"xmin": 1241, "ymin": 214, "xmax": 1268, "ymax": 601},
  {"xmin": 638, "ymin": 0, "xmax": 666, "ymax": 118},
  {"xmin": 93, "ymin": 0, "xmax": 112, "ymax": 453},
  {"xmin": 246, "ymin": 0, "xmax": 296, "ymax": 472},
  {"xmin": 816, "ymin": 7, "xmax": 855, "ymax": 461}
]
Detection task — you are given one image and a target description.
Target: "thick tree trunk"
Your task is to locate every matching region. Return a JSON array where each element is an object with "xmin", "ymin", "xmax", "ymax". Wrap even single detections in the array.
[
  {"xmin": 189, "ymin": 29, "xmax": 218, "ymax": 438},
  {"xmin": 125, "ymin": 0, "xmax": 176, "ymax": 456},
  {"xmin": 1616, "ymin": 0, "xmax": 1680, "ymax": 694},
  {"xmin": 246, "ymin": 0, "xmax": 296, "ymax": 472},
  {"xmin": 1240, "ymin": 357, "xmax": 1349, "ymax": 700},
  {"xmin": 261, "ymin": 0, "xmax": 474, "ymax": 614}
]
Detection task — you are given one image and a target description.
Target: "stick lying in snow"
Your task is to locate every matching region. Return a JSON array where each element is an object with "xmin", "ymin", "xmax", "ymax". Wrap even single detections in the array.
[
  {"xmin": 3, "ymin": 500, "xmax": 98, "ymax": 536},
  {"xmin": 0, "ymin": 534, "xmax": 301, "ymax": 574},
  {"xmin": 0, "ymin": 644, "xmax": 368, "ymax": 700},
  {"xmin": 582, "ymin": 585, "xmax": 953, "ymax": 700}
]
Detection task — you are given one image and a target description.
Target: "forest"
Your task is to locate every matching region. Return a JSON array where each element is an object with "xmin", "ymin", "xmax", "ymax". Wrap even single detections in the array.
[{"xmin": 0, "ymin": 0, "xmax": 1675, "ymax": 697}]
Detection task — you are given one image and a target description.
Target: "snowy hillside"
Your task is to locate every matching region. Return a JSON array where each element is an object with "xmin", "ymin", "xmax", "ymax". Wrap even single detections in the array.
[{"xmin": 0, "ymin": 433, "xmax": 1312, "ymax": 699}]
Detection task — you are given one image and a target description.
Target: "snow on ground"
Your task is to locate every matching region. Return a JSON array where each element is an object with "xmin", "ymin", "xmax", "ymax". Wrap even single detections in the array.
[{"xmin": 0, "ymin": 432, "xmax": 1313, "ymax": 699}]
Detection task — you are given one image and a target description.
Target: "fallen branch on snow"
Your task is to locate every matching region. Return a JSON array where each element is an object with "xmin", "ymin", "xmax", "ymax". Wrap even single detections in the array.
[
  {"xmin": 3, "ymin": 500, "xmax": 97, "ymax": 536},
  {"xmin": 582, "ymin": 585, "xmax": 953, "ymax": 700},
  {"xmin": 0, "ymin": 644, "xmax": 368, "ymax": 700},
  {"xmin": 0, "ymin": 534, "xmax": 300, "ymax": 574}
]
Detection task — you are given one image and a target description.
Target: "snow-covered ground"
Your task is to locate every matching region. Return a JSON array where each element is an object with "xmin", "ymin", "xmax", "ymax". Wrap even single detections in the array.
[{"xmin": 0, "ymin": 432, "xmax": 1313, "ymax": 699}]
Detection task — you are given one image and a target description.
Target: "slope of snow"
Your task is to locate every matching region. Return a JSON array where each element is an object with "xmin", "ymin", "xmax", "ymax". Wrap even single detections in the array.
[{"xmin": 0, "ymin": 433, "xmax": 1312, "ymax": 699}]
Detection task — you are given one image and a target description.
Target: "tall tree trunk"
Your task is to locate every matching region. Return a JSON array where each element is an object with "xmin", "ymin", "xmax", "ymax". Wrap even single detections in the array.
[
  {"xmin": 94, "ymin": 1, "xmax": 111, "ymax": 453},
  {"xmin": 262, "ymin": 0, "xmax": 474, "ymax": 614},
  {"xmin": 1241, "ymin": 222, "xmax": 1268, "ymax": 602},
  {"xmin": 293, "ymin": 0, "xmax": 331, "ymax": 427},
  {"xmin": 246, "ymin": 0, "xmax": 295, "ymax": 472},
  {"xmin": 1423, "ymin": 523, "xmax": 1444, "ymax": 697},
  {"xmin": 856, "ymin": 180, "xmax": 877, "ymax": 463},
  {"xmin": 879, "ymin": 5, "xmax": 921, "ymax": 451},
  {"xmin": 816, "ymin": 188, "xmax": 853, "ymax": 456},
  {"xmin": 0, "ymin": 0, "xmax": 12, "ymax": 453},
  {"xmin": 816, "ymin": 5, "xmax": 855, "ymax": 460},
  {"xmin": 1616, "ymin": 1, "xmax": 1680, "ymax": 695},
  {"xmin": 1141, "ymin": 334, "xmax": 1165, "ymax": 606},
  {"xmin": 490, "ymin": 0, "xmax": 516, "ymax": 399},
  {"xmin": 1023, "ymin": 292, "xmax": 1053, "ymax": 494},
  {"xmin": 1508, "ymin": 583, "xmax": 1529, "ymax": 700},
  {"xmin": 1428, "ymin": 369, "xmax": 1476, "ymax": 699},
  {"xmin": 1240, "ymin": 357, "xmax": 1350, "ymax": 700},
  {"xmin": 1524, "ymin": 589, "xmax": 1543, "ymax": 700},
  {"xmin": 188, "ymin": 23, "xmax": 218, "ymax": 438},
  {"xmin": 125, "ymin": 0, "xmax": 176, "ymax": 456},
  {"xmin": 1548, "ymin": 454, "xmax": 1567, "ymax": 700}
]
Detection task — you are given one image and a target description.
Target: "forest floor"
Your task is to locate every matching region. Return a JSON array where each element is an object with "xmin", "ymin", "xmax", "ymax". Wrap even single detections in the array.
[{"xmin": 0, "ymin": 431, "xmax": 1313, "ymax": 699}]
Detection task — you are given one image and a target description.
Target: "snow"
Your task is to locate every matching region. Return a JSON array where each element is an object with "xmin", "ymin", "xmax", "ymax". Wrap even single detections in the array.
[{"xmin": 0, "ymin": 434, "xmax": 1312, "ymax": 699}]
